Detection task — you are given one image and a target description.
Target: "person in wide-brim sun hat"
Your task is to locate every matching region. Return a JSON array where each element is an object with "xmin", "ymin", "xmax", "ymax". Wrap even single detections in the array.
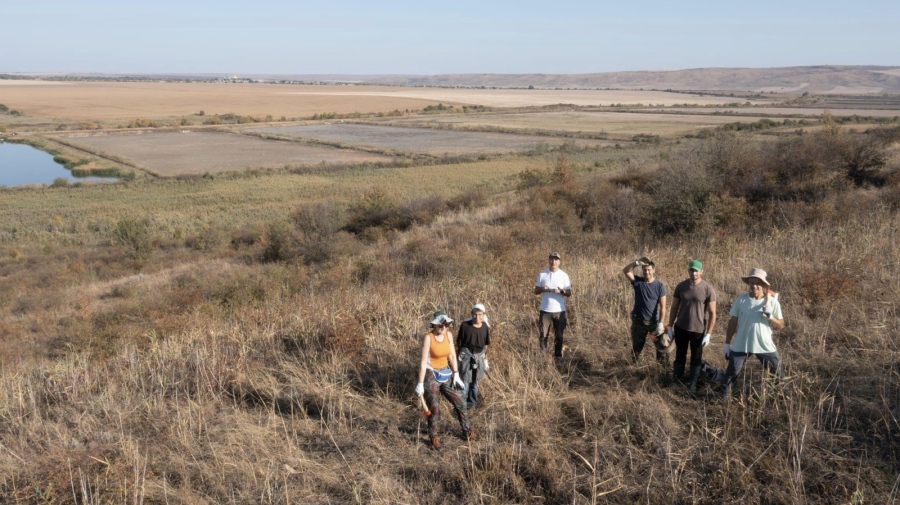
[{"xmin": 414, "ymin": 310, "xmax": 473, "ymax": 449}]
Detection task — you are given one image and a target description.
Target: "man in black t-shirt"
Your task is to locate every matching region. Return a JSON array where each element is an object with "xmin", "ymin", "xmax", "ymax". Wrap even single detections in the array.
[
  {"xmin": 623, "ymin": 257, "xmax": 668, "ymax": 364},
  {"xmin": 456, "ymin": 303, "xmax": 491, "ymax": 409}
]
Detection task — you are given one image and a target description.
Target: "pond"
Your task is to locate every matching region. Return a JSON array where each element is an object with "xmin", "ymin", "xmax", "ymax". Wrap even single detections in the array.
[{"xmin": 0, "ymin": 141, "xmax": 117, "ymax": 186}]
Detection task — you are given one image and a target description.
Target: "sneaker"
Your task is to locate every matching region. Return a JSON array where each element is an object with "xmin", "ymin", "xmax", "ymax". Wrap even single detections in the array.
[
  {"xmin": 431, "ymin": 436, "xmax": 441, "ymax": 450},
  {"xmin": 465, "ymin": 428, "xmax": 476, "ymax": 441}
]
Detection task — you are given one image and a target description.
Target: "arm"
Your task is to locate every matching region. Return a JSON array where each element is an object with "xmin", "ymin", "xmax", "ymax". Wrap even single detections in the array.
[
  {"xmin": 561, "ymin": 286, "xmax": 572, "ymax": 298},
  {"xmin": 622, "ymin": 260, "xmax": 639, "ymax": 282},
  {"xmin": 447, "ymin": 332, "xmax": 459, "ymax": 374},
  {"xmin": 769, "ymin": 316, "xmax": 785, "ymax": 331},
  {"xmin": 534, "ymin": 285, "xmax": 548, "ymax": 295},
  {"xmin": 657, "ymin": 295, "xmax": 667, "ymax": 327},
  {"xmin": 725, "ymin": 316, "xmax": 738, "ymax": 345},
  {"xmin": 417, "ymin": 334, "xmax": 431, "ymax": 383},
  {"xmin": 705, "ymin": 300, "xmax": 717, "ymax": 335},
  {"xmin": 668, "ymin": 297, "xmax": 680, "ymax": 329}
]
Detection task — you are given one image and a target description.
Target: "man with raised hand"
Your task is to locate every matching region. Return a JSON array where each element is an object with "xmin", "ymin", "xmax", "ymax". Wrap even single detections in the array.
[
  {"xmin": 622, "ymin": 256, "xmax": 668, "ymax": 365},
  {"xmin": 667, "ymin": 259, "xmax": 717, "ymax": 393},
  {"xmin": 721, "ymin": 268, "xmax": 785, "ymax": 399},
  {"xmin": 534, "ymin": 252, "xmax": 572, "ymax": 358}
]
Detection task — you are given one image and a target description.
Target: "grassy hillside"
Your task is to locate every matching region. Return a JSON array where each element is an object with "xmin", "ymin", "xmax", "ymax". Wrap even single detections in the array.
[
  {"xmin": 365, "ymin": 66, "xmax": 900, "ymax": 94},
  {"xmin": 0, "ymin": 126, "xmax": 899, "ymax": 503}
]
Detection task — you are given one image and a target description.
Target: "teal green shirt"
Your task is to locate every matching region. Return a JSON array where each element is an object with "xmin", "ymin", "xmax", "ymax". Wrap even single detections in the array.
[{"xmin": 729, "ymin": 293, "xmax": 783, "ymax": 354}]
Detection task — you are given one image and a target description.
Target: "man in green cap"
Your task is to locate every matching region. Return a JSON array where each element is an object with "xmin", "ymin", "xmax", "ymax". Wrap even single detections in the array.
[{"xmin": 667, "ymin": 259, "xmax": 717, "ymax": 393}]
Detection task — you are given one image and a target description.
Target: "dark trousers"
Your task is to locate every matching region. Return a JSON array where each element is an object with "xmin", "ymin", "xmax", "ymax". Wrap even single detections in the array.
[
  {"xmin": 539, "ymin": 310, "xmax": 567, "ymax": 357},
  {"xmin": 630, "ymin": 317, "xmax": 666, "ymax": 362},
  {"xmin": 725, "ymin": 351, "xmax": 782, "ymax": 385},
  {"xmin": 673, "ymin": 326, "xmax": 705, "ymax": 367}
]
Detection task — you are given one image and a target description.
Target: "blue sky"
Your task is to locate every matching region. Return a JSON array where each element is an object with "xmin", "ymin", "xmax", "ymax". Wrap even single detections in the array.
[{"xmin": 3, "ymin": 0, "xmax": 898, "ymax": 74}]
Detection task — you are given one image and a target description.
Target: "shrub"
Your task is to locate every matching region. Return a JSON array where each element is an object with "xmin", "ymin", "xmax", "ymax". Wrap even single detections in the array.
[
  {"xmin": 258, "ymin": 220, "xmax": 301, "ymax": 263},
  {"xmin": 344, "ymin": 189, "xmax": 399, "ymax": 234},
  {"xmin": 50, "ymin": 178, "xmax": 68, "ymax": 188},
  {"xmin": 647, "ymin": 158, "xmax": 717, "ymax": 236},
  {"xmin": 516, "ymin": 168, "xmax": 551, "ymax": 191},
  {"xmin": 292, "ymin": 202, "xmax": 346, "ymax": 263},
  {"xmin": 111, "ymin": 218, "xmax": 153, "ymax": 260}
]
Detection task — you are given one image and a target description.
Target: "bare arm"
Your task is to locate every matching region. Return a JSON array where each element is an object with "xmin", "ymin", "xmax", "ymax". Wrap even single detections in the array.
[
  {"xmin": 668, "ymin": 297, "xmax": 680, "ymax": 329},
  {"xmin": 706, "ymin": 300, "xmax": 717, "ymax": 335},
  {"xmin": 447, "ymin": 332, "xmax": 459, "ymax": 373},
  {"xmin": 622, "ymin": 260, "xmax": 639, "ymax": 282},
  {"xmin": 534, "ymin": 285, "xmax": 547, "ymax": 295},
  {"xmin": 657, "ymin": 295, "xmax": 667, "ymax": 326},
  {"xmin": 769, "ymin": 317, "xmax": 785, "ymax": 331},
  {"xmin": 417, "ymin": 334, "xmax": 431, "ymax": 383},
  {"xmin": 725, "ymin": 316, "xmax": 738, "ymax": 344}
]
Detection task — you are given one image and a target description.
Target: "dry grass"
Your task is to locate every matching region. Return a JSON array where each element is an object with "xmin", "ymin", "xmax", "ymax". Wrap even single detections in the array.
[
  {"xmin": 1, "ymin": 82, "xmax": 766, "ymax": 122},
  {"xmin": 661, "ymin": 107, "xmax": 900, "ymax": 118},
  {"xmin": 383, "ymin": 111, "xmax": 776, "ymax": 137},
  {"xmin": 250, "ymin": 123, "xmax": 607, "ymax": 155},
  {"xmin": 0, "ymin": 132, "xmax": 898, "ymax": 504}
]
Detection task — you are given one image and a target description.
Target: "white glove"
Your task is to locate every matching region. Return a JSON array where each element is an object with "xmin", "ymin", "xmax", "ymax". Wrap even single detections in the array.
[
  {"xmin": 656, "ymin": 322, "xmax": 665, "ymax": 335},
  {"xmin": 724, "ymin": 343, "xmax": 731, "ymax": 360},
  {"xmin": 702, "ymin": 334, "xmax": 711, "ymax": 347},
  {"xmin": 415, "ymin": 382, "xmax": 424, "ymax": 396},
  {"xmin": 760, "ymin": 306, "xmax": 772, "ymax": 319},
  {"xmin": 483, "ymin": 358, "xmax": 490, "ymax": 372},
  {"xmin": 667, "ymin": 326, "xmax": 674, "ymax": 340},
  {"xmin": 452, "ymin": 372, "xmax": 465, "ymax": 390}
]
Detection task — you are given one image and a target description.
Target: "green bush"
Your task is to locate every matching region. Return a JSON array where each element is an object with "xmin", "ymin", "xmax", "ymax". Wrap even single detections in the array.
[
  {"xmin": 111, "ymin": 218, "xmax": 153, "ymax": 260},
  {"xmin": 259, "ymin": 220, "xmax": 301, "ymax": 263}
]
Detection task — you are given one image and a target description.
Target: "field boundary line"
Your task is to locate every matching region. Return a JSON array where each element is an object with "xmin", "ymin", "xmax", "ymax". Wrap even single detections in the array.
[{"xmin": 39, "ymin": 134, "xmax": 160, "ymax": 177}]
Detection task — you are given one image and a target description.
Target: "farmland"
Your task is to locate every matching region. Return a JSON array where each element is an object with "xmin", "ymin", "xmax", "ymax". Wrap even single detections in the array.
[
  {"xmin": 0, "ymin": 80, "xmax": 773, "ymax": 123},
  {"xmin": 1, "ymin": 74, "xmax": 900, "ymax": 503},
  {"xmin": 379, "ymin": 110, "xmax": 776, "ymax": 137},
  {"xmin": 250, "ymin": 123, "xmax": 608, "ymax": 155},
  {"xmin": 59, "ymin": 131, "xmax": 393, "ymax": 176}
]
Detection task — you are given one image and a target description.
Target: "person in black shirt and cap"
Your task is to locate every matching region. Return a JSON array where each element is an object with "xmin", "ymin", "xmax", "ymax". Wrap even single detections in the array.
[{"xmin": 456, "ymin": 303, "xmax": 491, "ymax": 409}]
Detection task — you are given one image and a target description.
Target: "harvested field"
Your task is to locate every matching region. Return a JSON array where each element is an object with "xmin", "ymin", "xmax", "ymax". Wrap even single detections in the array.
[
  {"xmin": 383, "ymin": 111, "xmax": 775, "ymax": 136},
  {"xmin": 656, "ymin": 107, "xmax": 900, "ymax": 117},
  {"xmin": 61, "ymin": 131, "xmax": 391, "ymax": 176},
  {"xmin": 0, "ymin": 82, "xmax": 438, "ymax": 121},
  {"xmin": 0, "ymin": 81, "xmax": 771, "ymax": 122},
  {"xmin": 251, "ymin": 123, "xmax": 606, "ymax": 155},
  {"xmin": 277, "ymin": 87, "xmax": 772, "ymax": 108}
]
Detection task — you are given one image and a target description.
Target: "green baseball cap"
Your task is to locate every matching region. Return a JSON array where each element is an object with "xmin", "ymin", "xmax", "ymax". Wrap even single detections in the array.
[
  {"xmin": 688, "ymin": 259, "xmax": 703, "ymax": 271},
  {"xmin": 549, "ymin": 252, "xmax": 561, "ymax": 259}
]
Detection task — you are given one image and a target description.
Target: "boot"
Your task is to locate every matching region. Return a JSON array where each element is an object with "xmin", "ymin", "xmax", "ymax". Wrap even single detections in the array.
[
  {"xmin": 431, "ymin": 436, "xmax": 441, "ymax": 450},
  {"xmin": 688, "ymin": 366, "xmax": 701, "ymax": 394},
  {"xmin": 670, "ymin": 363, "xmax": 685, "ymax": 387},
  {"xmin": 464, "ymin": 427, "xmax": 476, "ymax": 441}
]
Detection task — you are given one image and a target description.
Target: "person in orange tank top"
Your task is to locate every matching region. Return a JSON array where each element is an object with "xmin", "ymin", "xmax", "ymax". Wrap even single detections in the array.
[{"xmin": 415, "ymin": 310, "xmax": 474, "ymax": 450}]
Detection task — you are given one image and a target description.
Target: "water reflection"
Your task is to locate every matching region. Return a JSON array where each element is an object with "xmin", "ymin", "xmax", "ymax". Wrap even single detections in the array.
[{"xmin": 0, "ymin": 142, "xmax": 117, "ymax": 186}]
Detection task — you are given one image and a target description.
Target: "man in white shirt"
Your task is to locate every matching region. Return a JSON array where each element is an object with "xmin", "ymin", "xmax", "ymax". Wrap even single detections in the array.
[
  {"xmin": 722, "ymin": 268, "xmax": 786, "ymax": 398},
  {"xmin": 534, "ymin": 252, "xmax": 572, "ymax": 358}
]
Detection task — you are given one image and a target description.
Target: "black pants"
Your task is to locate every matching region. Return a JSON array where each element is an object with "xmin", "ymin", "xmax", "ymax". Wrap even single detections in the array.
[
  {"xmin": 673, "ymin": 326, "xmax": 705, "ymax": 367},
  {"xmin": 538, "ymin": 310, "xmax": 567, "ymax": 357}
]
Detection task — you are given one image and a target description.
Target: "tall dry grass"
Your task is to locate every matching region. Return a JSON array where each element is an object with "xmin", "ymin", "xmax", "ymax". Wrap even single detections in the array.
[{"xmin": 0, "ymin": 131, "xmax": 898, "ymax": 503}]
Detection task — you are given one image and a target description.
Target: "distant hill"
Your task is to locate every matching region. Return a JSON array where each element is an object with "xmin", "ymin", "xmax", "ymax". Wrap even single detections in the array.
[
  {"xmin": 362, "ymin": 66, "xmax": 900, "ymax": 94},
  {"xmin": 6, "ymin": 66, "xmax": 900, "ymax": 94}
]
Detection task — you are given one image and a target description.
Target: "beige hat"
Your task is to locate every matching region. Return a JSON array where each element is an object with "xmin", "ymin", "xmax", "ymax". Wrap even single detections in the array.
[{"xmin": 741, "ymin": 268, "xmax": 770, "ymax": 287}]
